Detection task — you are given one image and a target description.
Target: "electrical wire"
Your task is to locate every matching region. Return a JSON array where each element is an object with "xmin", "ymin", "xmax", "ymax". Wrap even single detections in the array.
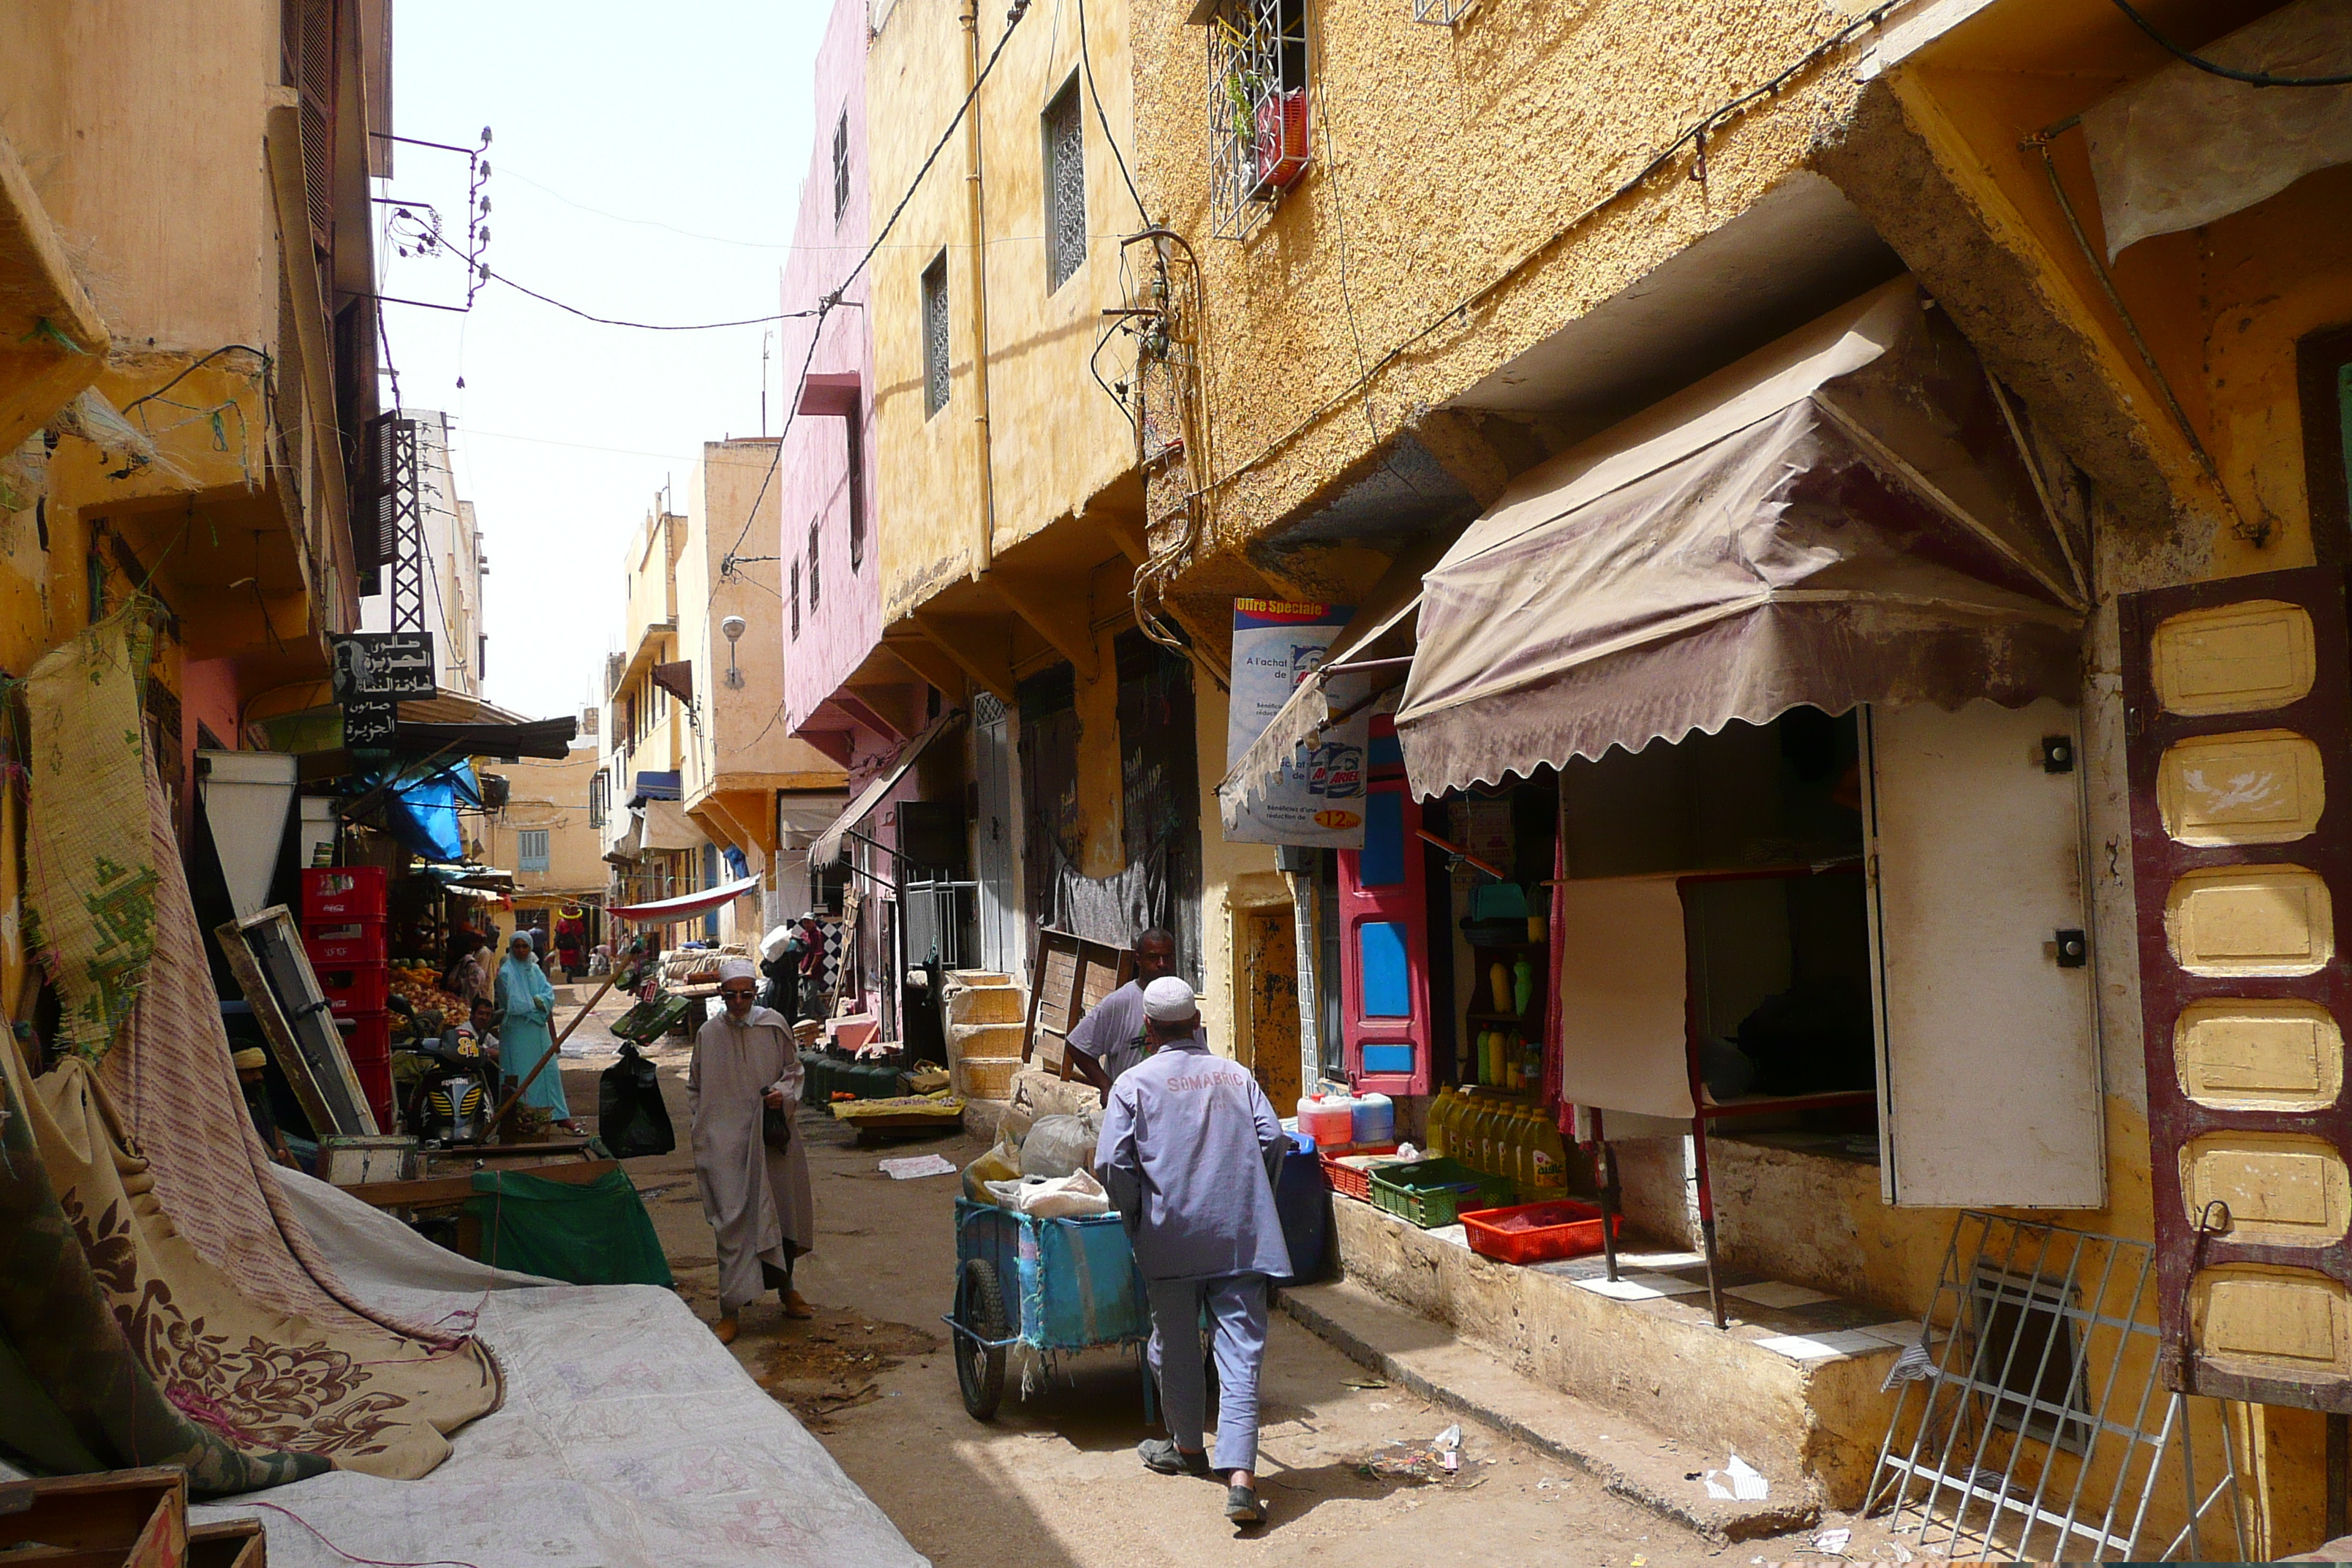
[
  {"xmin": 1076, "ymin": 0, "xmax": 1147, "ymax": 224},
  {"xmin": 483, "ymin": 267, "xmax": 829, "ymax": 331},
  {"xmin": 2105, "ymin": 0, "xmax": 2352, "ymax": 88}
]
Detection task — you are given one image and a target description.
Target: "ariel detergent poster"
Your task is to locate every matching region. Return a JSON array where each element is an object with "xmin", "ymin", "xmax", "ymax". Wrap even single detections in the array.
[{"xmin": 1225, "ymin": 599, "xmax": 1367, "ymax": 847}]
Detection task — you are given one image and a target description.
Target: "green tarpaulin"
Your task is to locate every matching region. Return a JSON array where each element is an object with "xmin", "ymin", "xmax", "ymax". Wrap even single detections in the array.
[{"xmin": 465, "ymin": 1169, "xmax": 674, "ymax": 1287}]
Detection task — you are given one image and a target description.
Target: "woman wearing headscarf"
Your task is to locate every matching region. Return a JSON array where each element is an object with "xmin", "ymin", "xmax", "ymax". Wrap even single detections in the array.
[
  {"xmin": 496, "ymin": 930, "xmax": 573, "ymax": 1127},
  {"xmin": 690, "ymin": 955, "xmax": 814, "ymax": 1343}
]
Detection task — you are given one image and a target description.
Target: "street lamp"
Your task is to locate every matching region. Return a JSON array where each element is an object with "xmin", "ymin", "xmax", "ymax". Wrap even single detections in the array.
[{"xmin": 722, "ymin": 614, "xmax": 747, "ymax": 688}]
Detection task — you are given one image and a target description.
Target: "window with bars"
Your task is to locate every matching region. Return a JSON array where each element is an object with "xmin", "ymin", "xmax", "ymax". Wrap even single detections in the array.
[
  {"xmin": 791, "ymin": 559, "xmax": 802, "ymax": 638},
  {"xmin": 519, "ymin": 829, "xmax": 550, "ymax": 872},
  {"xmin": 845, "ymin": 404, "xmax": 867, "ymax": 573},
  {"xmin": 808, "ymin": 520, "xmax": 822, "ymax": 611},
  {"xmin": 589, "ymin": 770, "xmax": 609, "ymax": 829},
  {"xmin": 921, "ymin": 252, "xmax": 951, "ymax": 417},
  {"xmin": 832, "ymin": 110, "xmax": 851, "ymax": 225},
  {"xmin": 1043, "ymin": 79, "xmax": 1087, "ymax": 291},
  {"xmin": 1205, "ymin": 0, "xmax": 1311, "ymax": 241}
]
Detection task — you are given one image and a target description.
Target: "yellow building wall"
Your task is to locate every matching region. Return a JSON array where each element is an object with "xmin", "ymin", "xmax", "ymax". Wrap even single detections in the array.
[
  {"xmin": 478, "ymin": 747, "xmax": 607, "ymax": 899},
  {"xmin": 868, "ymin": 0, "xmax": 1145, "ymax": 623}
]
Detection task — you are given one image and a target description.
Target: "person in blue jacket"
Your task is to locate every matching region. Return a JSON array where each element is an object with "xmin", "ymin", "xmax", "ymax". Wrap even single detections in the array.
[{"xmin": 1093, "ymin": 976, "xmax": 1289, "ymax": 1527}]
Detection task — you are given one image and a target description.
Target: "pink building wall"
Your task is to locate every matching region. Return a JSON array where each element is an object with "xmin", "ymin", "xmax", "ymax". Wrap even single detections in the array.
[{"xmin": 778, "ymin": 0, "xmax": 883, "ymax": 750}]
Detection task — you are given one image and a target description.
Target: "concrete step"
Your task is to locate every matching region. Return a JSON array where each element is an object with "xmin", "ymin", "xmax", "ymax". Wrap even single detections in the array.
[
  {"xmin": 946, "ymin": 1021, "xmax": 1026, "ymax": 1063},
  {"xmin": 946, "ymin": 984, "xmax": 1026, "ymax": 1025},
  {"xmin": 1327, "ymin": 1196, "xmax": 1914, "ymax": 1512},
  {"xmin": 1278, "ymin": 1278, "xmax": 1820, "ymax": 1546}
]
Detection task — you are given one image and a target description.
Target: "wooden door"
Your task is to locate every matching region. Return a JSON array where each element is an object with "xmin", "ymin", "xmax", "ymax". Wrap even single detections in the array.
[
  {"xmin": 1245, "ymin": 905, "xmax": 1302, "ymax": 1108},
  {"xmin": 2121, "ymin": 565, "xmax": 2352, "ymax": 1409}
]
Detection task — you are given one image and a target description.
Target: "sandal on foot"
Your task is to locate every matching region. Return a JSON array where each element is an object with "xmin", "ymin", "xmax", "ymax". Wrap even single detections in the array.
[{"xmin": 1137, "ymin": 1438, "xmax": 1211, "ymax": 1477}]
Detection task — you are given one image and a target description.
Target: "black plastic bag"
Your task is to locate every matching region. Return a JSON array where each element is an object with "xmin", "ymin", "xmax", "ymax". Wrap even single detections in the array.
[{"xmin": 598, "ymin": 1043, "xmax": 676, "ymax": 1158}]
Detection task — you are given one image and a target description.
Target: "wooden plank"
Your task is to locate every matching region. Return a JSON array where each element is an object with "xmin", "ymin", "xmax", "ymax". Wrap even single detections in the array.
[
  {"xmin": 189, "ymin": 1518, "xmax": 265, "ymax": 1568},
  {"xmin": 216, "ymin": 905, "xmax": 374, "ymax": 1136},
  {"xmin": 0, "ymin": 1468, "xmax": 185, "ymax": 1565},
  {"xmin": 345, "ymin": 1157, "xmax": 618, "ymax": 1210}
]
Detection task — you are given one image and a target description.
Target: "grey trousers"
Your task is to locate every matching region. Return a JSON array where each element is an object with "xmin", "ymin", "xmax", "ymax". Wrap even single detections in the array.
[{"xmin": 1145, "ymin": 1273, "xmax": 1270, "ymax": 1475}]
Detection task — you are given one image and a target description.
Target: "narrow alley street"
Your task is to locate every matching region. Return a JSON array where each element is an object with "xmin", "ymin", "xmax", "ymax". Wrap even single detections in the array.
[{"xmin": 555, "ymin": 991, "xmax": 1868, "ymax": 1568}]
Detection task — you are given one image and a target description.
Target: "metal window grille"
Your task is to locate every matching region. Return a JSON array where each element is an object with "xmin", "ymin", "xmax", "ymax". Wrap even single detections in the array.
[
  {"xmin": 1205, "ymin": 0, "xmax": 1311, "ymax": 241},
  {"xmin": 845, "ymin": 409, "xmax": 866, "ymax": 573},
  {"xmin": 789, "ymin": 559, "xmax": 802, "ymax": 638},
  {"xmin": 903, "ymin": 876, "xmax": 977, "ymax": 969},
  {"xmin": 588, "ymin": 771, "xmax": 608, "ymax": 830},
  {"xmin": 832, "ymin": 110, "xmax": 851, "ymax": 225},
  {"xmin": 519, "ymin": 830, "xmax": 549, "ymax": 872},
  {"xmin": 1043, "ymin": 79, "xmax": 1087, "ymax": 290},
  {"xmin": 1866, "ymin": 1213, "xmax": 2245, "ymax": 1563},
  {"xmin": 921, "ymin": 252, "xmax": 951, "ymax": 416},
  {"xmin": 807, "ymin": 520, "xmax": 821, "ymax": 611},
  {"xmin": 1411, "ymin": 0, "xmax": 1473, "ymax": 26}
]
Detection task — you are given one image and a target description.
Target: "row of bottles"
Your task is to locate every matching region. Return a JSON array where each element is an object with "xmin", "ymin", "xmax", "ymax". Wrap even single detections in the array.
[
  {"xmin": 1461, "ymin": 1028, "xmax": 1542, "ymax": 1091},
  {"xmin": 1426, "ymin": 1087, "xmax": 1569, "ymax": 1200}
]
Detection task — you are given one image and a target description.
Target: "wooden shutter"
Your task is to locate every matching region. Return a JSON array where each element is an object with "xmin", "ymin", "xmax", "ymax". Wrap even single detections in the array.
[
  {"xmin": 1336, "ymin": 777, "xmax": 1431, "ymax": 1095},
  {"xmin": 291, "ymin": 0, "xmax": 339, "ymax": 255},
  {"xmin": 1864, "ymin": 698, "xmax": 2103, "ymax": 1208},
  {"xmin": 2121, "ymin": 565, "xmax": 2352, "ymax": 1409}
]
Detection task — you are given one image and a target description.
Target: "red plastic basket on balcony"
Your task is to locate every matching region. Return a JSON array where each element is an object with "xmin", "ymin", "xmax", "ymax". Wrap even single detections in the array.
[{"xmin": 1254, "ymin": 89, "xmax": 1310, "ymax": 192}]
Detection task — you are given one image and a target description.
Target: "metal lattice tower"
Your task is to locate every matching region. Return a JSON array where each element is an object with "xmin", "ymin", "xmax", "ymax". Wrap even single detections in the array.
[{"xmin": 371, "ymin": 415, "xmax": 426, "ymax": 633}]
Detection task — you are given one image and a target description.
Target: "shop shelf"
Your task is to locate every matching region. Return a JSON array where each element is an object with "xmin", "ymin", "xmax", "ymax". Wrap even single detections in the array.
[
  {"xmin": 1369, "ymin": 1156, "xmax": 1513, "ymax": 1229},
  {"xmin": 1458, "ymin": 1198, "xmax": 1620, "ymax": 1266},
  {"xmin": 304, "ymin": 866, "xmax": 387, "ymax": 921}
]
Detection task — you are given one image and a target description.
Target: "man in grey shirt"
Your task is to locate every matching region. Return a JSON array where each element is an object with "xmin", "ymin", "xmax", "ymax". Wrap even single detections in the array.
[
  {"xmin": 1095, "ymin": 976, "xmax": 1289, "ymax": 1527},
  {"xmin": 1065, "ymin": 927, "xmax": 1179, "ymax": 1101}
]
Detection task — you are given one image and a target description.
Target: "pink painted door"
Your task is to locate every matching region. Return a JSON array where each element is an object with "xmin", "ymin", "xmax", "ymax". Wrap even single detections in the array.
[{"xmin": 1337, "ymin": 777, "xmax": 1433, "ymax": 1096}]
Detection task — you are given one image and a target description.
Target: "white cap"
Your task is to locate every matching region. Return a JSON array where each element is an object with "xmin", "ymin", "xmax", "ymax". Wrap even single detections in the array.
[
  {"xmin": 1142, "ymin": 976, "xmax": 1198, "ymax": 1022},
  {"xmin": 718, "ymin": 956, "xmax": 758, "ymax": 984}
]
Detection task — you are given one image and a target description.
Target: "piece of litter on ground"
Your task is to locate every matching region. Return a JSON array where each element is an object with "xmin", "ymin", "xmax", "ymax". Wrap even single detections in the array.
[
  {"xmin": 1433, "ymin": 1424, "xmax": 1460, "ymax": 1451},
  {"xmin": 1701, "ymin": 1453, "xmax": 1770, "ymax": 1501},
  {"xmin": 1537, "ymin": 1476, "xmax": 1571, "ymax": 1490},
  {"xmin": 1366, "ymin": 1401, "xmax": 1391, "ymax": 1412},
  {"xmin": 1341, "ymin": 1377, "xmax": 1389, "ymax": 1390},
  {"xmin": 1882, "ymin": 1543, "xmax": 1913, "ymax": 1563},
  {"xmin": 877, "ymin": 1153, "xmax": 959, "ymax": 1180},
  {"xmin": 1812, "ymin": 1527, "xmax": 1851, "ymax": 1556}
]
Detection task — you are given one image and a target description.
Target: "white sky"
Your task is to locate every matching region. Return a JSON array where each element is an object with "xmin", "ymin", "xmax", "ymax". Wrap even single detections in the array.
[{"xmin": 377, "ymin": 0, "xmax": 831, "ymax": 725}]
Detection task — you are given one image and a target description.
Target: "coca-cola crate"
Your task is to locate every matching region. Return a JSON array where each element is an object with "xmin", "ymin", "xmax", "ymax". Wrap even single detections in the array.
[
  {"xmin": 318, "ymin": 966, "xmax": 388, "ymax": 1017},
  {"xmin": 303, "ymin": 921, "xmax": 387, "ymax": 968},
  {"xmin": 302, "ymin": 866, "xmax": 387, "ymax": 921},
  {"xmin": 340, "ymin": 1009, "xmax": 391, "ymax": 1061}
]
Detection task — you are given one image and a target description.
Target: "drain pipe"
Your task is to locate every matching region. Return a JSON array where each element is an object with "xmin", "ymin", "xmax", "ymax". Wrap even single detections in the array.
[{"xmin": 963, "ymin": 0, "xmax": 1003, "ymax": 582}]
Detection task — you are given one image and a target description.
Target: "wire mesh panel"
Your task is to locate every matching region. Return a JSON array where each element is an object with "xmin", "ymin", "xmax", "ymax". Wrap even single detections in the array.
[
  {"xmin": 1866, "ymin": 1212, "xmax": 2246, "ymax": 1562},
  {"xmin": 1205, "ymin": 0, "xmax": 1310, "ymax": 241}
]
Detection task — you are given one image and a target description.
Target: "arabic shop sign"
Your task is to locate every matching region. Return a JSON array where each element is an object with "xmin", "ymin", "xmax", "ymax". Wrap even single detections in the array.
[{"xmin": 328, "ymin": 633, "xmax": 437, "ymax": 701}]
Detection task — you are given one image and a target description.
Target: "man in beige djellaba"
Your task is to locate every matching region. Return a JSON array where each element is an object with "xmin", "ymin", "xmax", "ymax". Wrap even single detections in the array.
[{"xmin": 690, "ymin": 957, "xmax": 815, "ymax": 1343}]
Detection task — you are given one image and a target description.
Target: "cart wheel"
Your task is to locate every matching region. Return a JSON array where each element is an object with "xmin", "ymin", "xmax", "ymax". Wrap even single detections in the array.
[{"xmin": 955, "ymin": 1257, "xmax": 1007, "ymax": 1421}]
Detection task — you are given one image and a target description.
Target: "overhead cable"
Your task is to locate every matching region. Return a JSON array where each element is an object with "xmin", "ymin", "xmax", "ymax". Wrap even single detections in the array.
[{"xmin": 2105, "ymin": 0, "xmax": 2352, "ymax": 88}]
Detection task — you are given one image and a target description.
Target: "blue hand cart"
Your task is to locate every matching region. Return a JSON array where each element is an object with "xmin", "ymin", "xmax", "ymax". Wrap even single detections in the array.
[{"xmin": 945, "ymin": 1197, "xmax": 1158, "ymax": 1421}]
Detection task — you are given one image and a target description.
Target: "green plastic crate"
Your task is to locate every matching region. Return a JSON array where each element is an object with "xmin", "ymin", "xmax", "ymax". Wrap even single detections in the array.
[
  {"xmin": 609, "ymin": 993, "xmax": 690, "ymax": 1043},
  {"xmin": 1369, "ymin": 1156, "xmax": 1514, "ymax": 1229}
]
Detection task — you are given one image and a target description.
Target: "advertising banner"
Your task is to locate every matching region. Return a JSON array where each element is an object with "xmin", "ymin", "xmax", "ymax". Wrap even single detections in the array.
[{"xmin": 1224, "ymin": 598, "xmax": 1368, "ymax": 847}]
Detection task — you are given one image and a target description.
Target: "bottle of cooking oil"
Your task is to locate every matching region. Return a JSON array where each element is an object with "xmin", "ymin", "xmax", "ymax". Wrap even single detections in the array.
[
  {"xmin": 1526, "ymin": 1106, "xmax": 1569, "ymax": 1201},
  {"xmin": 1426, "ymin": 1087, "xmax": 1458, "ymax": 1158},
  {"xmin": 1471, "ymin": 1095, "xmax": 1507, "ymax": 1180},
  {"xmin": 1504, "ymin": 1100, "xmax": 1535, "ymax": 1192}
]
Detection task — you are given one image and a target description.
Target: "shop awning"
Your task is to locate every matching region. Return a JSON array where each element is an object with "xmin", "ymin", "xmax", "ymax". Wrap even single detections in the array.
[
  {"xmin": 1395, "ymin": 278, "xmax": 2088, "ymax": 796},
  {"xmin": 628, "ymin": 770, "xmax": 682, "ymax": 806},
  {"xmin": 1216, "ymin": 537, "xmax": 1443, "ymax": 837},
  {"xmin": 638, "ymin": 799, "xmax": 705, "ymax": 852},
  {"xmin": 398, "ymin": 690, "xmax": 530, "ymax": 727},
  {"xmin": 610, "ymin": 874, "xmax": 761, "ymax": 924},
  {"xmin": 809, "ymin": 709, "xmax": 965, "ymax": 867}
]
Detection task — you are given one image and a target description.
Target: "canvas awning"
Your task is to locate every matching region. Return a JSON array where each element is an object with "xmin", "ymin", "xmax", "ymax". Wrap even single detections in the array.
[
  {"xmin": 809, "ymin": 709, "xmax": 965, "ymax": 867},
  {"xmin": 1395, "ymin": 278, "xmax": 2089, "ymax": 796},
  {"xmin": 638, "ymin": 799, "xmax": 705, "ymax": 853},
  {"xmin": 610, "ymin": 874, "xmax": 761, "ymax": 924}
]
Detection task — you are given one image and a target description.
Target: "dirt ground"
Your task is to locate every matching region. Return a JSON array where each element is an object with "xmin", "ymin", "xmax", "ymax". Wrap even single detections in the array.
[{"xmin": 551, "ymin": 992, "xmax": 1872, "ymax": 1568}]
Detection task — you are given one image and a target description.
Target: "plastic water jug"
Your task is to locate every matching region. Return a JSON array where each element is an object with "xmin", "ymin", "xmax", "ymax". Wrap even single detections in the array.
[
  {"xmin": 1351, "ymin": 1091, "xmax": 1395, "ymax": 1147},
  {"xmin": 1297, "ymin": 1093, "xmax": 1354, "ymax": 1150}
]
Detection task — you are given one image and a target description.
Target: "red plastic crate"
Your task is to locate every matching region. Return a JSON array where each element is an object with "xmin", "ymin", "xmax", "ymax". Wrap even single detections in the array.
[
  {"xmin": 319, "ymin": 966, "xmax": 388, "ymax": 1016},
  {"xmin": 304, "ymin": 923, "xmax": 387, "ymax": 968},
  {"xmin": 349, "ymin": 1052, "xmax": 393, "ymax": 1133},
  {"xmin": 1320, "ymin": 1144, "xmax": 1400, "ymax": 1203},
  {"xmin": 1458, "ymin": 1199, "xmax": 1621, "ymax": 1267},
  {"xmin": 303, "ymin": 866, "xmax": 387, "ymax": 921},
  {"xmin": 340, "ymin": 1010, "xmax": 390, "ymax": 1062}
]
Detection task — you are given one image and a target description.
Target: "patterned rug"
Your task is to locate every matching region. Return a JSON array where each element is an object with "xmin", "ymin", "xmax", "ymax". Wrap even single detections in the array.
[{"xmin": 20, "ymin": 607, "xmax": 159, "ymax": 1059}]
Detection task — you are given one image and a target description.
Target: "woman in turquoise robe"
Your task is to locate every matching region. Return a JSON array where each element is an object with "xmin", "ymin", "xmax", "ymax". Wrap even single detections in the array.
[{"xmin": 496, "ymin": 933, "xmax": 571, "ymax": 1123}]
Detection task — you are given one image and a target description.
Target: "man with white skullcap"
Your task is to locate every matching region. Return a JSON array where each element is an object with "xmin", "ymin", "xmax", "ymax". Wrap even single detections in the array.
[
  {"xmin": 1095, "ymin": 975, "xmax": 1289, "ymax": 1527},
  {"xmin": 690, "ymin": 954, "xmax": 815, "ymax": 1343}
]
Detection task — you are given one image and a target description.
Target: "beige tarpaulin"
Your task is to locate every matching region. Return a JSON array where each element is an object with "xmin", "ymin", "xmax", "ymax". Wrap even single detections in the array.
[
  {"xmin": 1395, "ymin": 278, "xmax": 2087, "ymax": 796},
  {"xmin": 638, "ymin": 799, "xmax": 705, "ymax": 852},
  {"xmin": 2084, "ymin": 0, "xmax": 2352, "ymax": 260}
]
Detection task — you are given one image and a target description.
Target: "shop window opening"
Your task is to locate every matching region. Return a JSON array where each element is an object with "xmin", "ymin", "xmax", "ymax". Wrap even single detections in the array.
[{"xmin": 1967, "ymin": 1264, "xmax": 2097, "ymax": 1455}]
